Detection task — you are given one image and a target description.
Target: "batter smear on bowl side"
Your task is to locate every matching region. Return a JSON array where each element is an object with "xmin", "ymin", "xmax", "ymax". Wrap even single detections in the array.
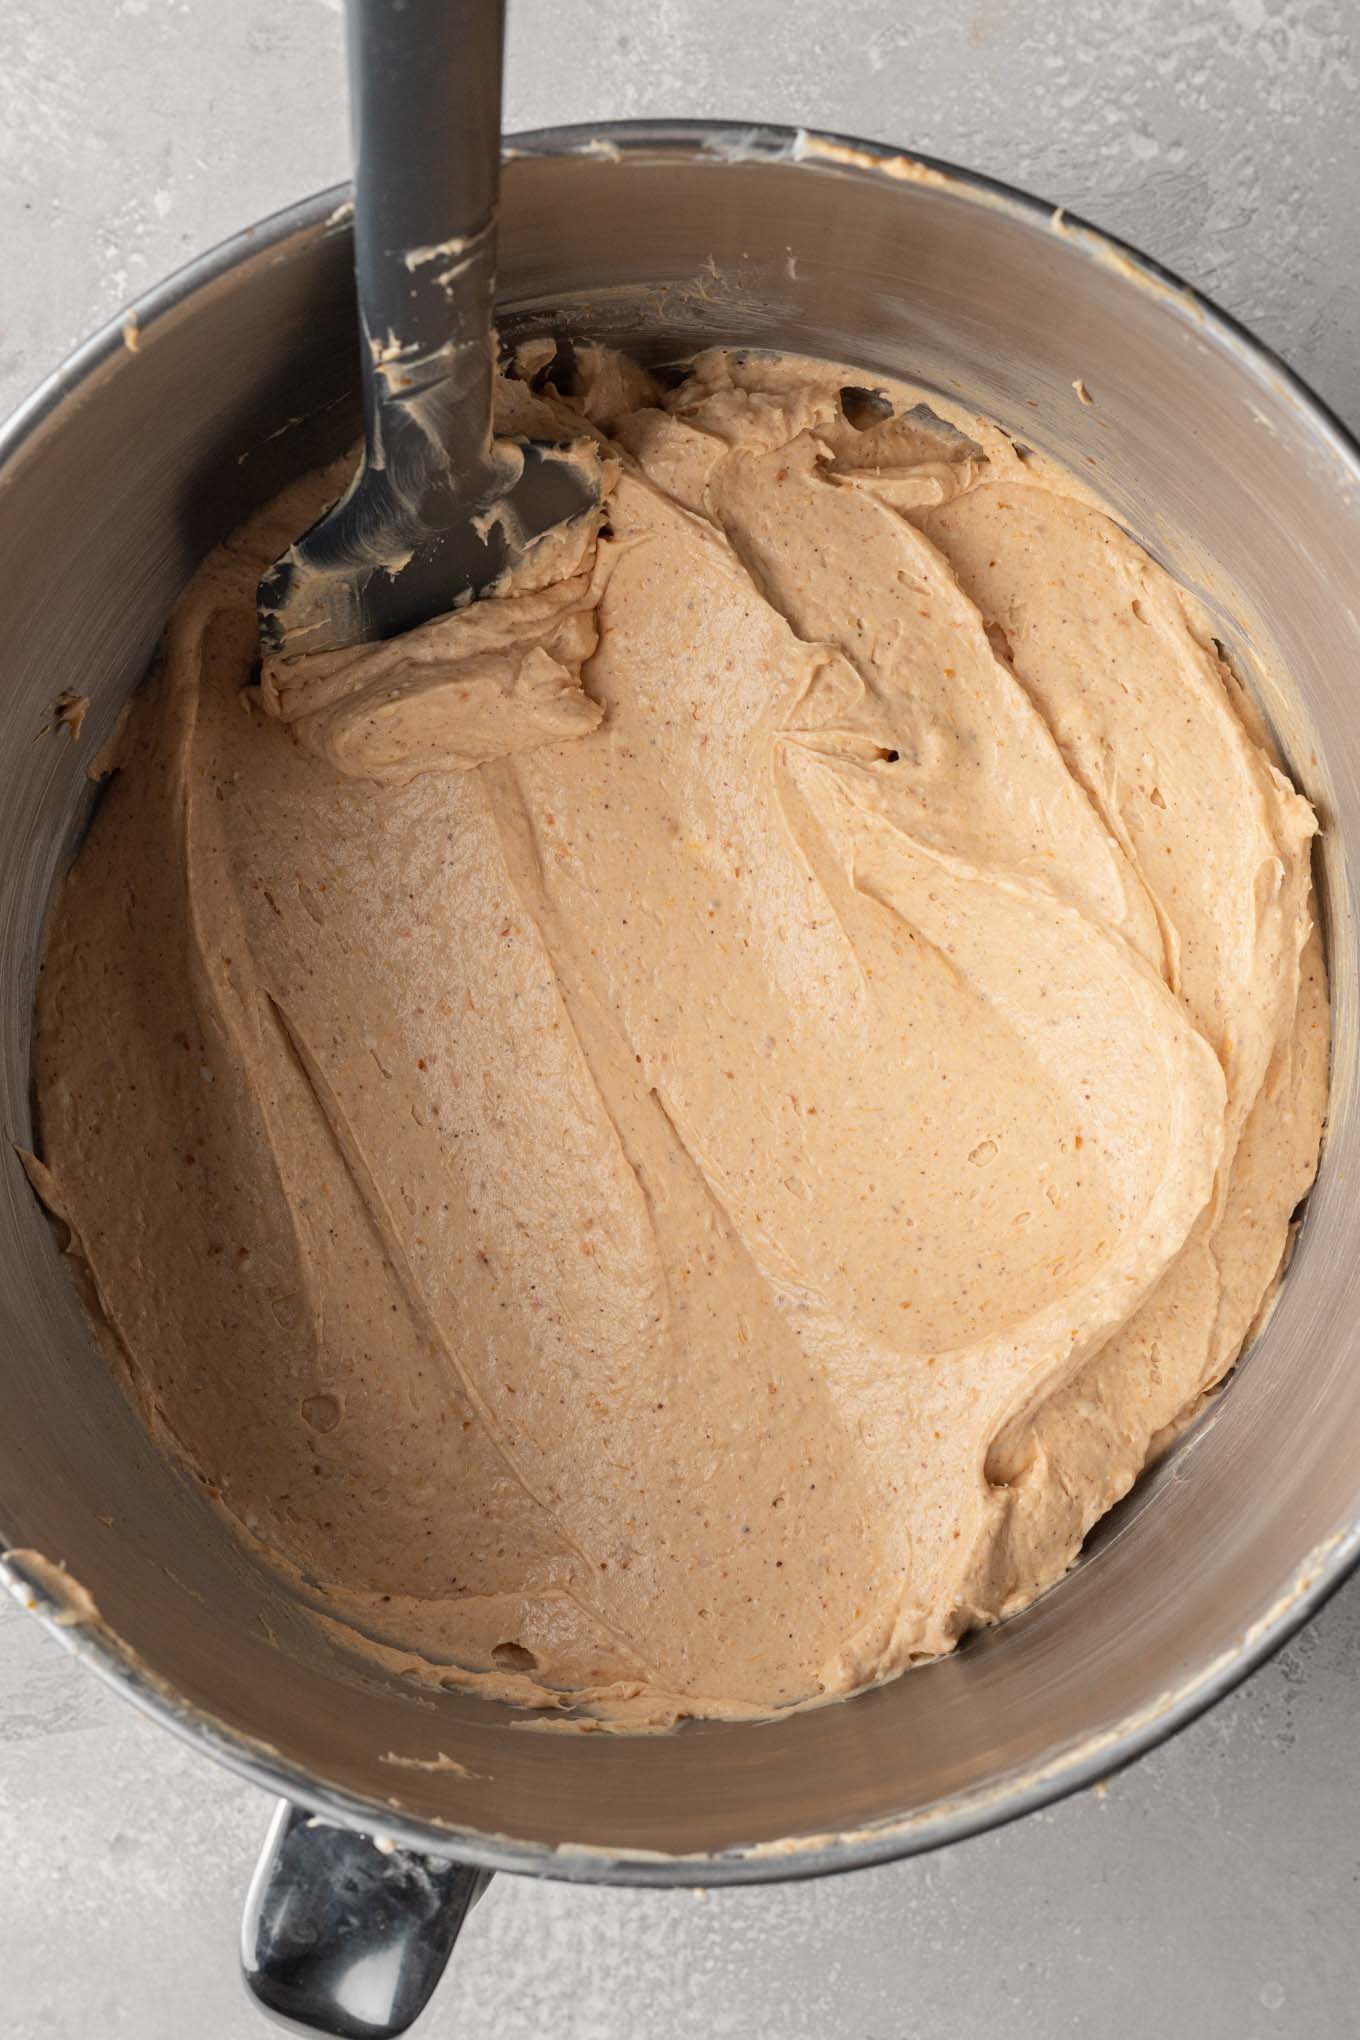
[{"xmin": 27, "ymin": 348, "xmax": 1327, "ymax": 1728}]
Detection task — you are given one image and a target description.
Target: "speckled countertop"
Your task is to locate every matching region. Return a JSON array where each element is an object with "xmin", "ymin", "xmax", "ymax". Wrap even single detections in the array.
[{"xmin": 2, "ymin": 2, "xmax": 1359, "ymax": 2035}]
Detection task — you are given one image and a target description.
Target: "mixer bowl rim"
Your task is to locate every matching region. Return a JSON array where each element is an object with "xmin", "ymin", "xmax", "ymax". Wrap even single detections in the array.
[{"xmin": 3, "ymin": 115, "xmax": 1359, "ymax": 1887}]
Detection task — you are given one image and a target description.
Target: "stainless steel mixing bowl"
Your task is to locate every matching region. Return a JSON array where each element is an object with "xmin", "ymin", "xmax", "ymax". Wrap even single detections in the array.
[{"xmin": 2, "ymin": 123, "xmax": 1358, "ymax": 2035}]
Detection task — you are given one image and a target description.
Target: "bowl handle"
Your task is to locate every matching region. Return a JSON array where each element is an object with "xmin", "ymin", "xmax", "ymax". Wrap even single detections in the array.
[{"xmin": 240, "ymin": 1798, "xmax": 491, "ymax": 2035}]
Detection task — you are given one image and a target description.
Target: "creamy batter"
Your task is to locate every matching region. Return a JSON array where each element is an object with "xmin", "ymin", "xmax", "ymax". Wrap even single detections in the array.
[{"xmin": 28, "ymin": 348, "xmax": 1328, "ymax": 1728}]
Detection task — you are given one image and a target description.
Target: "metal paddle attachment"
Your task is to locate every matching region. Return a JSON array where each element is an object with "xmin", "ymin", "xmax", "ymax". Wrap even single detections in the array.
[{"xmin": 258, "ymin": 0, "xmax": 598, "ymax": 657}]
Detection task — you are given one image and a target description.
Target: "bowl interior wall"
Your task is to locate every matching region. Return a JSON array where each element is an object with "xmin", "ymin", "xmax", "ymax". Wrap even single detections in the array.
[{"xmin": 0, "ymin": 138, "xmax": 1357, "ymax": 1865}]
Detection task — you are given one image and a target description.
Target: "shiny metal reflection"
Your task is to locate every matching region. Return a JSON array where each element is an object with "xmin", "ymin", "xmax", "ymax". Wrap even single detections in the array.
[{"xmin": 242, "ymin": 1801, "xmax": 488, "ymax": 2036}]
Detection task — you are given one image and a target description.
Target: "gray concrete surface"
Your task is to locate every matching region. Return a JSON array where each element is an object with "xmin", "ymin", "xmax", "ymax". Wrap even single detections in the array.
[{"xmin": 2, "ymin": 0, "xmax": 1358, "ymax": 2034}]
